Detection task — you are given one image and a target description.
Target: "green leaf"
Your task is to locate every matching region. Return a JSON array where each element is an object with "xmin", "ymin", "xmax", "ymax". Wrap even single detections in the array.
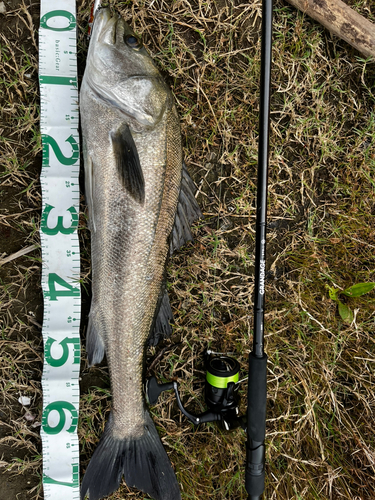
[
  {"xmin": 338, "ymin": 300, "xmax": 354, "ymax": 323},
  {"xmin": 326, "ymin": 285, "xmax": 339, "ymax": 302},
  {"xmin": 342, "ymin": 282, "xmax": 375, "ymax": 298}
]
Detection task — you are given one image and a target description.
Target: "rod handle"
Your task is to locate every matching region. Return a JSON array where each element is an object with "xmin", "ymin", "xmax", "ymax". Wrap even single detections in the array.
[{"xmin": 246, "ymin": 353, "xmax": 267, "ymax": 497}]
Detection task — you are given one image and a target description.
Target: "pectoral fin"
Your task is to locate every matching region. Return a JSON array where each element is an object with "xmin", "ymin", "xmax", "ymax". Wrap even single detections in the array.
[{"xmin": 110, "ymin": 124, "xmax": 145, "ymax": 204}]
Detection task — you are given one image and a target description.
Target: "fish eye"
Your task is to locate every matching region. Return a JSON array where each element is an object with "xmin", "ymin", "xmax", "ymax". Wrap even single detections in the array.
[{"xmin": 125, "ymin": 35, "xmax": 142, "ymax": 50}]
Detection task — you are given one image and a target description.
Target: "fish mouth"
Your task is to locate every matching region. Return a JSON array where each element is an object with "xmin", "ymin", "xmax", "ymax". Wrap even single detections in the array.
[{"xmin": 92, "ymin": 7, "xmax": 135, "ymax": 47}]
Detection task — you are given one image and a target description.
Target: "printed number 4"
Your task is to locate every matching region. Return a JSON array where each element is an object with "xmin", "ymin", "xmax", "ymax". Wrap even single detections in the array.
[{"xmin": 44, "ymin": 273, "xmax": 79, "ymax": 301}]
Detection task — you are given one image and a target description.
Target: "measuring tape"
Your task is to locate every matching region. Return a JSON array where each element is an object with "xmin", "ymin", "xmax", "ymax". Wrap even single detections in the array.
[{"xmin": 39, "ymin": 2, "xmax": 81, "ymax": 498}]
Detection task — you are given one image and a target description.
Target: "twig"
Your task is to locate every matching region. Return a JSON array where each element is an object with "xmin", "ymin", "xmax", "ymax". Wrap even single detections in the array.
[{"xmin": 0, "ymin": 244, "xmax": 38, "ymax": 266}]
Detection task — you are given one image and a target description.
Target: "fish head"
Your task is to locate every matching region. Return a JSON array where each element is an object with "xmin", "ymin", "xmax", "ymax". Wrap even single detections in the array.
[{"xmin": 85, "ymin": 8, "xmax": 172, "ymax": 128}]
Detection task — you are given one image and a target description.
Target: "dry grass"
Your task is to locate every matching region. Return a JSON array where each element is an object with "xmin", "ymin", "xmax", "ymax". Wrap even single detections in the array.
[
  {"xmin": 1, "ymin": 0, "xmax": 375, "ymax": 499},
  {"xmin": 0, "ymin": 3, "xmax": 43, "ymax": 499}
]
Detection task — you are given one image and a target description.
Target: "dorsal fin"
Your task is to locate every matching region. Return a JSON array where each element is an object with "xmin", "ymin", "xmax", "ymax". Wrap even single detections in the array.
[
  {"xmin": 148, "ymin": 287, "xmax": 174, "ymax": 347},
  {"xmin": 110, "ymin": 124, "xmax": 145, "ymax": 204},
  {"xmin": 170, "ymin": 162, "xmax": 202, "ymax": 254}
]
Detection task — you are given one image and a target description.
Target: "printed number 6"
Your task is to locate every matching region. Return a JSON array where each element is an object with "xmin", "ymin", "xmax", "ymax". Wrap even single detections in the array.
[{"xmin": 42, "ymin": 401, "xmax": 78, "ymax": 435}]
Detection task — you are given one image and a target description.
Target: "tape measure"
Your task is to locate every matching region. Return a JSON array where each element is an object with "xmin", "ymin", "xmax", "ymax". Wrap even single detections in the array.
[{"xmin": 39, "ymin": 2, "xmax": 81, "ymax": 498}]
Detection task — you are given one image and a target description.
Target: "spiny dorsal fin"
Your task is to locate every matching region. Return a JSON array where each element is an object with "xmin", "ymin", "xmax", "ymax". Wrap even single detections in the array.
[
  {"xmin": 148, "ymin": 288, "xmax": 174, "ymax": 347},
  {"xmin": 110, "ymin": 124, "xmax": 145, "ymax": 204},
  {"xmin": 170, "ymin": 162, "xmax": 202, "ymax": 254}
]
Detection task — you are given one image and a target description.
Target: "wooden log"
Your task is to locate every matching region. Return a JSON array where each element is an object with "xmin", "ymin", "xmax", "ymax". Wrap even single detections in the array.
[{"xmin": 285, "ymin": 0, "xmax": 375, "ymax": 59}]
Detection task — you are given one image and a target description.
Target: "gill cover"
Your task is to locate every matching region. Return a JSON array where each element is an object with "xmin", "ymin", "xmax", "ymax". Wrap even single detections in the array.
[{"xmin": 85, "ymin": 8, "xmax": 171, "ymax": 127}]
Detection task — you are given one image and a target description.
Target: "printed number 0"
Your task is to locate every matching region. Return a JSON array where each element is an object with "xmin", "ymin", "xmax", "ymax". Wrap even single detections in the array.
[{"xmin": 40, "ymin": 10, "xmax": 76, "ymax": 31}]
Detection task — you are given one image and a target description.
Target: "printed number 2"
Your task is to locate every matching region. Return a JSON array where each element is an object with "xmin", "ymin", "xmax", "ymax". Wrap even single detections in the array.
[
  {"xmin": 40, "ymin": 204, "xmax": 78, "ymax": 236},
  {"xmin": 44, "ymin": 273, "xmax": 80, "ymax": 301},
  {"xmin": 42, "ymin": 135, "xmax": 79, "ymax": 166}
]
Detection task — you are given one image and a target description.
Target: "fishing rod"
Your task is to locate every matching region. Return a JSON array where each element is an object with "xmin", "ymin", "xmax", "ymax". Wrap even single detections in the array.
[{"xmin": 246, "ymin": 0, "xmax": 273, "ymax": 497}]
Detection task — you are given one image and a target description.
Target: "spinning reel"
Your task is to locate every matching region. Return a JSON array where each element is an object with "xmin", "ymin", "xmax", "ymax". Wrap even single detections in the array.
[{"xmin": 146, "ymin": 351, "xmax": 246, "ymax": 431}]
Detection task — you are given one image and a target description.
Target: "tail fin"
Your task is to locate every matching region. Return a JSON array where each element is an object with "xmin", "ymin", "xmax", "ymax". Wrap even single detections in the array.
[{"xmin": 81, "ymin": 410, "xmax": 181, "ymax": 500}]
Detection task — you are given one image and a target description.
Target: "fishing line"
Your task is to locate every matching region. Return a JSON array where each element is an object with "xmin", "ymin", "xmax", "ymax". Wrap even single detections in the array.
[
  {"xmin": 39, "ymin": 2, "xmax": 81, "ymax": 499},
  {"xmin": 209, "ymin": 1, "xmax": 234, "ymax": 345}
]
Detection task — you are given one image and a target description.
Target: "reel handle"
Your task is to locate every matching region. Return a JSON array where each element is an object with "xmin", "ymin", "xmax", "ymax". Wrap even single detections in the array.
[
  {"xmin": 146, "ymin": 377, "xmax": 220, "ymax": 425},
  {"xmin": 146, "ymin": 377, "xmax": 174, "ymax": 405},
  {"xmin": 146, "ymin": 375, "xmax": 246, "ymax": 431}
]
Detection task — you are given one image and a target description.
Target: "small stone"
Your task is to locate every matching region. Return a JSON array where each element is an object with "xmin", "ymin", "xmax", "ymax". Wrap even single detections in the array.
[
  {"xmin": 18, "ymin": 396, "xmax": 31, "ymax": 406},
  {"xmin": 0, "ymin": 2, "xmax": 6, "ymax": 15},
  {"xmin": 24, "ymin": 411, "xmax": 35, "ymax": 422}
]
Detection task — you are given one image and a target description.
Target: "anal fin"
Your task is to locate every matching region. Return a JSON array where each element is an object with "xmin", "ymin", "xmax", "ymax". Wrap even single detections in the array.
[
  {"xmin": 86, "ymin": 308, "xmax": 105, "ymax": 366},
  {"xmin": 84, "ymin": 153, "xmax": 96, "ymax": 233}
]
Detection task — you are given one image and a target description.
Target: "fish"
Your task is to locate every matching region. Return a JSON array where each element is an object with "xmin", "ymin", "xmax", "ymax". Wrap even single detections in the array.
[{"xmin": 79, "ymin": 7, "xmax": 201, "ymax": 500}]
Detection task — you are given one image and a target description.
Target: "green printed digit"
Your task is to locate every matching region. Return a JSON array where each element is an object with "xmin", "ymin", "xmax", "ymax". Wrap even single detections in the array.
[
  {"xmin": 42, "ymin": 401, "xmax": 78, "ymax": 435},
  {"xmin": 44, "ymin": 273, "xmax": 80, "ymax": 301},
  {"xmin": 40, "ymin": 204, "xmax": 78, "ymax": 236},
  {"xmin": 45, "ymin": 337, "xmax": 80, "ymax": 367},
  {"xmin": 42, "ymin": 134, "xmax": 79, "ymax": 166},
  {"xmin": 43, "ymin": 463, "xmax": 79, "ymax": 488},
  {"xmin": 40, "ymin": 10, "xmax": 76, "ymax": 31}
]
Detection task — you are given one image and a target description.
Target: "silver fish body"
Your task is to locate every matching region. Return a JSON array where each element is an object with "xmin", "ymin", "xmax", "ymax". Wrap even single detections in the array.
[{"xmin": 80, "ymin": 8, "xmax": 200, "ymax": 500}]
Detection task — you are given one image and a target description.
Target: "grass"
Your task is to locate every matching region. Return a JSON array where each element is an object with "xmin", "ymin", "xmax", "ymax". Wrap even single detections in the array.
[{"xmin": 1, "ymin": 0, "xmax": 375, "ymax": 499}]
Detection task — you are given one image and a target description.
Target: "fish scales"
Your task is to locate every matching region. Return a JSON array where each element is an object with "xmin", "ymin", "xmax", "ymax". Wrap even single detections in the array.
[{"xmin": 86, "ymin": 103, "xmax": 181, "ymax": 439}]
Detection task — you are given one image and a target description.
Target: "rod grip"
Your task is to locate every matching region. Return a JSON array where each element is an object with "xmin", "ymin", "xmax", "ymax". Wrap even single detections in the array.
[{"xmin": 246, "ymin": 353, "xmax": 267, "ymax": 497}]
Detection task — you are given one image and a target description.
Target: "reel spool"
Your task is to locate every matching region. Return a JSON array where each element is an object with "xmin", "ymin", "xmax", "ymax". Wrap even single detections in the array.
[{"xmin": 146, "ymin": 351, "xmax": 245, "ymax": 431}]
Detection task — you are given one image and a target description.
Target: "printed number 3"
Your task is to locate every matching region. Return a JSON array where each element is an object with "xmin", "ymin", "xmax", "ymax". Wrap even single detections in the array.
[{"xmin": 41, "ymin": 204, "xmax": 78, "ymax": 236}]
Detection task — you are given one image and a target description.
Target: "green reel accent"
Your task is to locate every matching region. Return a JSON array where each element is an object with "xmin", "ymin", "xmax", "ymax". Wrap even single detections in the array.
[{"xmin": 206, "ymin": 370, "xmax": 239, "ymax": 389}]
